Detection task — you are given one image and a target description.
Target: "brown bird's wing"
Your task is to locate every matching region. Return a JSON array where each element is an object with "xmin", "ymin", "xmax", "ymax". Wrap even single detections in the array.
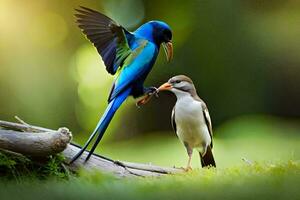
[
  {"xmin": 171, "ymin": 106, "xmax": 177, "ymax": 133},
  {"xmin": 201, "ymin": 102, "xmax": 213, "ymax": 148},
  {"xmin": 75, "ymin": 6, "xmax": 132, "ymax": 75}
]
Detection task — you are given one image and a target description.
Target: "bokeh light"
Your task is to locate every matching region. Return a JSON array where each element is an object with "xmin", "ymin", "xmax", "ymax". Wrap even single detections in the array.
[{"xmin": 102, "ymin": 0, "xmax": 145, "ymax": 29}]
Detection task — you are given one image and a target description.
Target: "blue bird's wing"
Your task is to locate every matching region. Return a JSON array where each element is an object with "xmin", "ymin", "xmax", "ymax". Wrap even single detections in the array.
[
  {"xmin": 75, "ymin": 6, "xmax": 134, "ymax": 75},
  {"xmin": 108, "ymin": 40, "xmax": 158, "ymax": 102}
]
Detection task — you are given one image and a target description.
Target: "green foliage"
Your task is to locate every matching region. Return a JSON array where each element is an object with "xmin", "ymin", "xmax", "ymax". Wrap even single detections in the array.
[
  {"xmin": 0, "ymin": 152, "xmax": 71, "ymax": 181},
  {"xmin": 0, "ymin": 151, "xmax": 32, "ymax": 180},
  {"xmin": 42, "ymin": 154, "xmax": 70, "ymax": 179}
]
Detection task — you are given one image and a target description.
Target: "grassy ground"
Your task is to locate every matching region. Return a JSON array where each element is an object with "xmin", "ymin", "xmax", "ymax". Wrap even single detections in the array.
[
  {"xmin": 0, "ymin": 161, "xmax": 299, "ymax": 200},
  {"xmin": 1, "ymin": 115, "xmax": 299, "ymax": 200}
]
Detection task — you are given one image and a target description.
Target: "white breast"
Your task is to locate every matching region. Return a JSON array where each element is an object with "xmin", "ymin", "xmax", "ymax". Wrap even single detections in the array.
[{"xmin": 174, "ymin": 95, "xmax": 211, "ymax": 152}]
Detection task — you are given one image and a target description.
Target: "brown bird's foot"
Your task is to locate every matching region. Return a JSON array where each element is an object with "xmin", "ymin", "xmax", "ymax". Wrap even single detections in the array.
[
  {"xmin": 180, "ymin": 166, "xmax": 193, "ymax": 172},
  {"xmin": 185, "ymin": 166, "xmax": 193, "ymax": 172}
]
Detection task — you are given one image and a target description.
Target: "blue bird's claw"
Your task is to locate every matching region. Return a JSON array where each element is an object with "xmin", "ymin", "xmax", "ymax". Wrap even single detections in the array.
[
  {"xmin": 155, "ymin": 90, "xmax": 159, "ymax": 98},
  {"xmin": 146, "ymin": 87, "xmax": 159, "ymax": 96},
  {"xmin": 151, "ymin": 87, "xmax": 159, "ymax": 98}
]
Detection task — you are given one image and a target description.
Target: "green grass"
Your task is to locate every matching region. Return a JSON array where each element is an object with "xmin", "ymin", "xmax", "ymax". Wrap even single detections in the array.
[{"xmin": 0, "ymin": 161, "xmax": 299, "ymax": 200}]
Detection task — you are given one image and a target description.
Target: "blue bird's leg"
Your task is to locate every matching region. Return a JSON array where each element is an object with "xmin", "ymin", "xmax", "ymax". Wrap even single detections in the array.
[
  {"xmin": 144, "ymin": 86, "xmax": 159, "ymax": 96},
  {"xmin": 136, "ymin": 86, "xmax": 159, "ymax": 107},
  {"xmin": 131, "ymin": 84, "xmax": 158, "ymax": 98}
]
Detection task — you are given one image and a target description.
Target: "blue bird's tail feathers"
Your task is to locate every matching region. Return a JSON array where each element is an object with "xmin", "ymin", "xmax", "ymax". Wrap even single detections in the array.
[{"xmin": 70, "ymin": 88, "xmax": 131, "ymax": 163}]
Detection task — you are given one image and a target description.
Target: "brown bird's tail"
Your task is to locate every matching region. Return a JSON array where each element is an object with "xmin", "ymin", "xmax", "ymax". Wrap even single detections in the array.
[{"xmin": 200, "ymin": 146, "xmax": 216, "ymax": 168}]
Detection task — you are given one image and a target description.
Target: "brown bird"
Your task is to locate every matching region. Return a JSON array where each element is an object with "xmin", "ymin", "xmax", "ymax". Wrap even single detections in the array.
[{"xmin": 158, "ymin": 75, "xmax": 216, "ymax": 170}]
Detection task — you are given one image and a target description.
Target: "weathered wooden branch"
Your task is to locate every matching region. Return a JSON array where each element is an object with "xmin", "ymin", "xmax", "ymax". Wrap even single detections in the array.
[
  {"xmin": 0, "ymin": 119, "xmax": 183, "ymax": 177},
  {"xmin": 0, "ymin": 128, "xmax": 71, "ymax": 157},
  {"xmin": 64, "ymin": 144, "xmax": 181, "ymax": 177}
]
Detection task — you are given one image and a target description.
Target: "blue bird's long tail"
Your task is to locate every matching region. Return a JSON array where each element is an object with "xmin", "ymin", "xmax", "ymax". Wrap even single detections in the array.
[{"xmin": 70, "ymin": 88, "xmax": 131, "ymax": 163}]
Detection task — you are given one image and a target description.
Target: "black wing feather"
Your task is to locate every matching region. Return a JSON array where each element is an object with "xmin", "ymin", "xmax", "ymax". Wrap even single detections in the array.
[
  {"xmin": 202, "ymin": 103, "xmax": 213, "ymax": 148},
  {"xmin": 75, "ymin": 6, "xmax": 131, "ymax": 75},
  {"xmin": 171, "ymin": 106, "xmax": 177, "ymax": 133}
]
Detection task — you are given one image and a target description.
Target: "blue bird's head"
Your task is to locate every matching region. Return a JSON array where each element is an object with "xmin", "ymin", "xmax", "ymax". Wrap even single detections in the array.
[{"xmin": 135, "ymin": 21, "xmax": 173, "ymax": 62}]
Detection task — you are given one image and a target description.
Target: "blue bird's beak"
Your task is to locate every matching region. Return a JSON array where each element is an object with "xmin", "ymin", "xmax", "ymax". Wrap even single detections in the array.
[{"xmin": 162, "ymin": 41, "xmax": 173, "ymax": 62}]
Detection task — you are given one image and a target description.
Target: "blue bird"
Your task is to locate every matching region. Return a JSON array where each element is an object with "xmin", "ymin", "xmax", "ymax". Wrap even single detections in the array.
[{"xmin": 71, "ymin": 6, "xmax": 173, "ymax": 163}]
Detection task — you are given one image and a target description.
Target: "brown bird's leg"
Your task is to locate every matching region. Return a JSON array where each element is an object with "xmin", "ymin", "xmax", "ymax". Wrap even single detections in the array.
[
  {"xmin": 184, "ymin": 142, "xmax": 193, "ymax": 171},
  {"xmin": 186, "ymin": 153, "xmax": 193, "ymax": 171}
]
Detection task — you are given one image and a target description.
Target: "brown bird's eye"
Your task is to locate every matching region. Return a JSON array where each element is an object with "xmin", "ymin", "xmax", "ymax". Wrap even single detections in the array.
[{"xmin": 175, "ymin": 80, "xmax": 181, "ymax": 84}]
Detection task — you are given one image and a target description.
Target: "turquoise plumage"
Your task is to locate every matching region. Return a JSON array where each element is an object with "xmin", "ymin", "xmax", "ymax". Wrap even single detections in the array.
[{"xmin": 71, "ymin": 6, "xmax": 173, "ymax": 162}]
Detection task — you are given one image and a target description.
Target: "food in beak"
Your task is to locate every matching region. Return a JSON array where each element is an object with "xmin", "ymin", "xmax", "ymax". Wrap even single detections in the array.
[{"xmin": 162, "ymin": 41, "xmax": 173, "ymax": 62}]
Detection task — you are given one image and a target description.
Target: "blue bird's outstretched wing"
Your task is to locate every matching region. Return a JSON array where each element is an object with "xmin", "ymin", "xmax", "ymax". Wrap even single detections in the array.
[{"xmin": 75, "ymin": 6, "xmax": 134, "ymax": 75}]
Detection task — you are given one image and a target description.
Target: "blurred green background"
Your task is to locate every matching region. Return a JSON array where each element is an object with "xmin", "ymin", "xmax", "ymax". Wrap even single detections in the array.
[{"xmin": 0, "ymin": 0, "xmax": 299, "ymax": 168}]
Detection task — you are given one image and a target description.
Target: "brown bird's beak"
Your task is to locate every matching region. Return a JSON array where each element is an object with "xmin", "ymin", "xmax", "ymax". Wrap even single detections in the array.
[
  {"xmin": 162, "ymin": 41, "xmax": 173, "ymax": 62},
  {"xmin": 158, "ymin": 82, "xmax": 173, "ymax": 91}
]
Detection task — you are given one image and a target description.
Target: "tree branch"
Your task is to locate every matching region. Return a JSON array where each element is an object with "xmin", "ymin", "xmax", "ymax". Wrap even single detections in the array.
[{"xmin": 0, "ymin": 119, "xmax": 183, "ymax": 177}]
